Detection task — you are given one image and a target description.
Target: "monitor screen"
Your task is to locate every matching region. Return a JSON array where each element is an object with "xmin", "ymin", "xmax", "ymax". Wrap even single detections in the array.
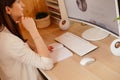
[{"xmin": 64, "ymin": 0, "xmax": 120, "ymax": 39}]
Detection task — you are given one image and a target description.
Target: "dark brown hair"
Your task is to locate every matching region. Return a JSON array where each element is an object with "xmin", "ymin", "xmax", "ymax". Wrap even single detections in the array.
[{"xmin": 0, "ymin": 0, "xmax": 25, "ymax": 41}]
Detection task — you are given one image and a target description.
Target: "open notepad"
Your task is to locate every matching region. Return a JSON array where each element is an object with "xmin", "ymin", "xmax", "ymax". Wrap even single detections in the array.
[{"xmin": 48, "ymin": 42, "xmax": 73, "ymax": 63}]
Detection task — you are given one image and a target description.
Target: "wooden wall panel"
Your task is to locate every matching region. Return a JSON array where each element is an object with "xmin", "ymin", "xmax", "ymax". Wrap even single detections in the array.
[{"xmin": 22, "ymin": 0, "xmax": 48, "ymax": 18}]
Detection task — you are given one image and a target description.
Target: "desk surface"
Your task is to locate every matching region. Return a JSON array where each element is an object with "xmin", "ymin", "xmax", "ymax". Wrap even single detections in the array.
[{"xmin": 22, "ymin": 21, "xmax": 120, "ymax": 80}]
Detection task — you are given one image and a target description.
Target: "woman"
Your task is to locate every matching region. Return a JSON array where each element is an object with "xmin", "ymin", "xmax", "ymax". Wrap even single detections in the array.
[{"xmin": 0, "ymin": 0, "xmax": 54, "ymax": 80}]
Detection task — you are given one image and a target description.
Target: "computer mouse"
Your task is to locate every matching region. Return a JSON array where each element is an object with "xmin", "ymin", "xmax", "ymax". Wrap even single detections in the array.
[{"xmin": 80, "ymin": 57, "xmax": 95, "ymax": 66}]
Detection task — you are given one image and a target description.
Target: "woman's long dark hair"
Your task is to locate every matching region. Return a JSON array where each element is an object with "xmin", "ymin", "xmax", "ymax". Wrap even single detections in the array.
[{"xmin": 0, "ymin": 0, "xmax": 25, "ymax": 41}]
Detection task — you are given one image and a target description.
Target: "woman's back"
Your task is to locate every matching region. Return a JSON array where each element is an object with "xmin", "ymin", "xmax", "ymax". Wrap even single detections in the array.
[{"xmin": 0, "ymin": 31, "xmax": 44, "ymax": 80}]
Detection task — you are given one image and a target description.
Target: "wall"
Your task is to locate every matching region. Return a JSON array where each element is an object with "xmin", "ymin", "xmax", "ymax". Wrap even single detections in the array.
[{"xmin": 22, "ymin": 0, "xmax": 48, "ymax": 18}]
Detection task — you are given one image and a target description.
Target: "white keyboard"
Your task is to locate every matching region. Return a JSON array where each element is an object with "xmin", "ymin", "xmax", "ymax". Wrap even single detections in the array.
[{"xmin": 55, "ymin": 32, "xmax": 98, "ymax": 56}]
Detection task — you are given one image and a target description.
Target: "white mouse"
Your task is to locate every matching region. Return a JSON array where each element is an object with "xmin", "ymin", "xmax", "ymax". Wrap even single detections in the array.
[{"xmin": 80, "ymin": 57, "xmax": 95, "ymax": 66}]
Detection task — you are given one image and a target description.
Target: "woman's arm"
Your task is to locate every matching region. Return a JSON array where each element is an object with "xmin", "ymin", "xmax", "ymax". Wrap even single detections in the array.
[
  {"xmin": 4, "ymin": 33, "xmax": 53, "ymax": 70},
  {"xmin": 21, "ymin": 17, "xmax": 50, "ymax": 57}
]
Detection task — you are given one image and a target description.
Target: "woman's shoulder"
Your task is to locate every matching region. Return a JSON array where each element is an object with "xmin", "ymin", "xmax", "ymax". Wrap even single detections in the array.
[
  {"xmin": 0, "ymin": 32, "xmax": 24, "ymax": 44},
  {"xmin": 0, "ymin": 32, "xmax": 28, "ymax": 51},
  {"xmin": 0, "ymin": 32, "xmax": 18, "ymax": 40}
]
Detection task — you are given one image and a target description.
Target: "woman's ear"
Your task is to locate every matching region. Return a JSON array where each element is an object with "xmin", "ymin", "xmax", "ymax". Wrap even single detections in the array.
[{"xmin": 5, "ymin": 6, "xmax": 11, "ymax": 15}]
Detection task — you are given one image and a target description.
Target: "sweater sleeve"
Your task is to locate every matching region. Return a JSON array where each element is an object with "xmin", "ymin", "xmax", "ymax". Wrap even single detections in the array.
[
  {"xmin": 16, "ymin": 43, "xmax": 54, "ymax": 70},
  {"xmin": 4, "ymin": 33, "xmax": 54, "ymax": 70}
]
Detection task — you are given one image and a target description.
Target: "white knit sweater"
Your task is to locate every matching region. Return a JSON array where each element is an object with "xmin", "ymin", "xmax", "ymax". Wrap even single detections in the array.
[{"xmin": 0, "ymin": 28, "xmax": 53, "ymax": 80}]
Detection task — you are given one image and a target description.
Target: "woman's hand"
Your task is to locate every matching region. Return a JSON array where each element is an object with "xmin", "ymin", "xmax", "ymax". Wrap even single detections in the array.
[
  {"xmin": 21, "ymin": 17, "xmax": 37, "ymax": 32},
  {"xmin": 48, "ymin": 46, "xmax": 54, "ymax": 52}
]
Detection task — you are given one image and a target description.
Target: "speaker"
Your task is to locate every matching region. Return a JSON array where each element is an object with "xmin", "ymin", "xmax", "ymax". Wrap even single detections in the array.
[
  {"xmin": 110, "ymin": 39, "xmax": 120, "ymax": 56},
  {"xmin": 59, "ymin": 19, "xmax": 70, "ymax": 30}
]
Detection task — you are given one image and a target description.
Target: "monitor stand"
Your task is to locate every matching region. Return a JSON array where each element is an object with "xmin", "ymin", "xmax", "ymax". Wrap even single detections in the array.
[{"xmin": 82, "ymin": 28, "xmax": 109, "ymax": 41}]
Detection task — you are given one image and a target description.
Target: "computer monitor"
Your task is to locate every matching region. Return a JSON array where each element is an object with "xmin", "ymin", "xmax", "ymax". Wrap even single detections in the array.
[{"xmin": 64, "ymin": 0, "xmax": 120, "ymax": 41}]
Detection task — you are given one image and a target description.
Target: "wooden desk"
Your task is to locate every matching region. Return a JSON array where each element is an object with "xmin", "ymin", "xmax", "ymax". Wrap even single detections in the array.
[{"xmin": 22, "ymin": 21, "xmax": 120, "ymax": 80}]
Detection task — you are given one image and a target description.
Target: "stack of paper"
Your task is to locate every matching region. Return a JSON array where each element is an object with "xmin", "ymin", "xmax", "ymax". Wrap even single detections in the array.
[{"xmin": 48, "ymin": 42, "xmax": 73, "ymax": 63}]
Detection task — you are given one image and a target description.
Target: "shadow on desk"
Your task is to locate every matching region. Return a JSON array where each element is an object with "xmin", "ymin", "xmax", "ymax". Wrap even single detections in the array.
[{"xmin": 38, "ymin": 69, "xmax": 48, "ymax": 80}]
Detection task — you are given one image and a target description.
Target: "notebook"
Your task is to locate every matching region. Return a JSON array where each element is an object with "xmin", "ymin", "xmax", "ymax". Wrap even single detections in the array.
[{"xmin": 48, "ymin": 42, "xmax": 73, "ymax": 63}]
